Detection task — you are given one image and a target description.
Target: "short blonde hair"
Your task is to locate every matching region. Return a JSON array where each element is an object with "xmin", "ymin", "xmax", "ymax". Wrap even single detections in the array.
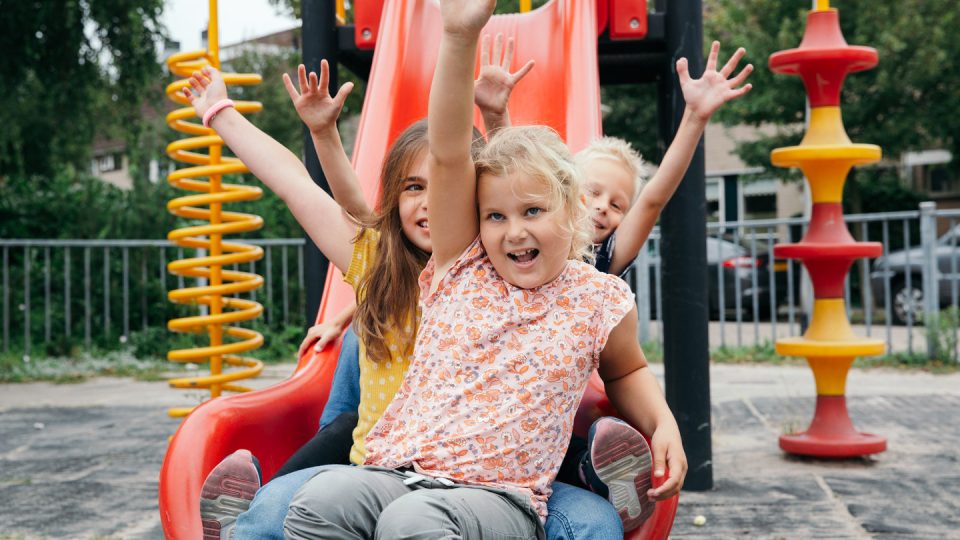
[
  {"xmin": 475, "ymin": 125, "xmax": 593, "ymax": 262},
  {"xmin": 575, "ymin": 136, "xmax": 649, "ymax": 202}
]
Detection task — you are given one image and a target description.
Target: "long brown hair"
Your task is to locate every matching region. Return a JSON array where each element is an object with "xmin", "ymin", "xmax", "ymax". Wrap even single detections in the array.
[{"xmin": 354, "ymin": 120, "xmax": 485, "ymax": 362}]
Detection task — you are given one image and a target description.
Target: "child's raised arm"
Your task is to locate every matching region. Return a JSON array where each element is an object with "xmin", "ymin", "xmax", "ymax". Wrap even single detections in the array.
[
  {"xmin": 474, "ymin": 33, "xmax": 535, "ymax": 134},
  {"xmin": 609, "ymin": 41, "xmax": 753, "ymax": 275},
  {"xmin": 183, "ymin": 67, "xmax": 357, "ymax": 274},
  {"xmin": 598, "ymin": 307, "xmax": 687, "ymax": 501},
  {"xmin": 427, "ymin": 0, "xmax": 495, "ymax": 277},
  {"xmin": 284, "ymin": 61, "xmax": 373, "ymax": 222}
]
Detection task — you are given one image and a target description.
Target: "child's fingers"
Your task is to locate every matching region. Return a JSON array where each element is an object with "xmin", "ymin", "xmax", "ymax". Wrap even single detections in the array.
[
  {"xmin": 728, "ymin": 63, "xmax": 753, "ymax": 88},
  {"xmin": 182, "ymin": 87, "xmax": 193, "ymax": 102},
  {"xmin": 493, "ymin": 33, "xmax": 504, "ymax": 66},
  {"xmin": 480, "ymin": 34, "xmax": 491, "ymax": 67},
  {"xmin": 297, "ymin": 64, "xmax": 309, "ymax": 94},
  {"xmin": 298, "ymin": 335, "xmax": 316, "ymax": 358},
  {"xmin": 676, "ymin": 57, "xmax": 690, "ymax": 84},
  {"xmin": 729, "ymin": 82, "xmax": 753, "ymax": 99},
  {"xmin": 318, "ymin": 59, "xmax": 330, "ymax": 94},
  {"xmin": 189, "ymin": 76, "xmax": 205, "ymax": 95},
  {"xmin": 719, "ymin": 46, "xmax": 746, "ymax": 78},
  {"xmin": 502, "ymin": 37, "xmax": 515, "ymax": 70},
  {"xmin": 511, "ymin": 59, "xmax": 535, "ymax": 84},
  {"xmin": 649, "ymin": 473, "xmax": 681, "ymax": 500},
  {"xmin": 705, "ymin": 40, "xmax": 720, "ymax": 72},
  {"xmin": 282, "ymin": 72, "xmax": 301, "ymax": 101},
  {"xmin": 651, "ymin": 437, "xmax": 668, "ymax": 480},
  {"xmin": 333, "ymin": 81, "xmax": 355, "ymax": 108},
  {"xmin": 309, "ymin": 71, "xmax": 320, "ymax": 94}
]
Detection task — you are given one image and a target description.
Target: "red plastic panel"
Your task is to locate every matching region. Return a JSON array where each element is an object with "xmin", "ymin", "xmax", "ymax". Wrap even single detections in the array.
[
  {"xmin": 609, "ymin": 0, "xmax": 647, "ymax": 40},
  {"xmin": 768, "ymin": 10, "xmax": 877, "ymax": 107},
  {"xmin": 354, "ymin": 0, "xmax": 386, "ymax": 49}
]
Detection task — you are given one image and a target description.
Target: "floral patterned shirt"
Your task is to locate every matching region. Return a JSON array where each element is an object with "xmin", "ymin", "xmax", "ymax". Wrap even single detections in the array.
[{"xmin": 364, "ymin": 237, "xmax": 635, "ymax": 520}]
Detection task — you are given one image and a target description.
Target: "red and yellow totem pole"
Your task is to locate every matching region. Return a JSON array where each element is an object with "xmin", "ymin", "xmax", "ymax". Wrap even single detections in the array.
[{"xmin": 770, "ymin": 1, "xmax": 887, "ymax": 457}]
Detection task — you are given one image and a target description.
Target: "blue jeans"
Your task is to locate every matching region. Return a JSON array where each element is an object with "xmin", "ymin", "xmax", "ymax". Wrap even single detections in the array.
[
  {"xmin": 318, "ymin": 325, "xmax": 361, "ymax": 429},
  {"xmin": 234, "ymin": 468, "xmax": 621, "ymax": 540},
  {"xmin": 234, "ymin": 466, "xmax": 324, "ymax": 540}
]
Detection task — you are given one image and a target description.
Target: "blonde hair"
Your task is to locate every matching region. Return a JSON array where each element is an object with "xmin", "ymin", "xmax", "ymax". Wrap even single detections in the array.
[
  {"xmin": 475, "ymin": 125, "xmax": 593, "ymax": 262},
  {"xmin": 575, "ymin": 136, "xmax": 648, "ymax": 202}
]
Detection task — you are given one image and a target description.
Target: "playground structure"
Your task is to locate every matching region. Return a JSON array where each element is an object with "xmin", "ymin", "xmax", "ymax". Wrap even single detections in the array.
[
  {"xmin": 162, "ymin": 1, "xmax": 267, "ymax": 418},
  {"xmin": 159, "ymin": 0, "xmax": 711, "ymax": 538},
  {"xmin": 770, "ymin": 0, "xmax": 887, "ymax": 457}
]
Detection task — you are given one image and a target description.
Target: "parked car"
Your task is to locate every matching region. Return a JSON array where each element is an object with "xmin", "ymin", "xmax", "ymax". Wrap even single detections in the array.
[
  {"xmin": 870, "ymin": 224, "xmax": 960, "ymax": 325},
  {"xmin": 631, "ymin": 236, "xmax": 789, "ymax": 320}
]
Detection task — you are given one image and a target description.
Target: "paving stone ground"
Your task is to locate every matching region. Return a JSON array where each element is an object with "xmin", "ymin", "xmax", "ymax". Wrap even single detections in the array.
[{"xmin": 1, "ymin": 364, "xmax": 958, "ymax": 539}]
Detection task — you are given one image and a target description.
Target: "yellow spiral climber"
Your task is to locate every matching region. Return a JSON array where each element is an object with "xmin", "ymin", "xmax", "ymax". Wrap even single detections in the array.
[{"xmin": 163, "ymin": 0, "xmax": 265, "ymax": 418}]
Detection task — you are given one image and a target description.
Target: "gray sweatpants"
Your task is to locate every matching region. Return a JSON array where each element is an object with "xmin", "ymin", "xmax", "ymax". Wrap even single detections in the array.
[{"xmin": 284, "ymin": 465, "xmax": 545, "ymax": 540}]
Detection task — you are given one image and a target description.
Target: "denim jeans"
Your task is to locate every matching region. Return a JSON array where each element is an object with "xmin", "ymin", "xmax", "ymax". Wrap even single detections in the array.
[
  {"xmin": 318, "ymin": 325, "xmax": 361, "ymax": 429},
  {"xmin": 233, "ymin": 466, "xmax": 325, "ymax": 540},
  {"xmin": 234, "ymin": 468, "xmax": 621, "ymax": 540}
]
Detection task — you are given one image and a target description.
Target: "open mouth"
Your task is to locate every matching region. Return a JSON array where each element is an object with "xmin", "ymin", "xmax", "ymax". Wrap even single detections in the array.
[
  {"xmin": 591, "ymin": 217, "xmax": 606, "ymax": 231},
  {"xmin": 507, "ymin": 248, "xmax": 539, "ymax": 266},
  {"xmin": 416, "ymin": 218, "xmax": 429, "ymax": 231}
]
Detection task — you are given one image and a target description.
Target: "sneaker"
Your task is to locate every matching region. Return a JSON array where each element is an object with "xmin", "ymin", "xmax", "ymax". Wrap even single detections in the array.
[
  {"xmin": 200, "ymin": 449, "xmax": 262, "ymax": 540},
  {"xmin": 580, "ymin": 417, "xmax": 654, "ymax": 532}
]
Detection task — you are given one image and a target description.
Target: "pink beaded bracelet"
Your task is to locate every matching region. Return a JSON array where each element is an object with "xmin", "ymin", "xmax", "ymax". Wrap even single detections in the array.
[{"xmin": 202, "ymin": 99, "xmax": 236, "ymax": 128}]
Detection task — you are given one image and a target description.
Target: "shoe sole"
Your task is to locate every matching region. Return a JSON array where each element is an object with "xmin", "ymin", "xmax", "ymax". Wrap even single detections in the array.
[
  {"xmin": 590, "ymin": 421, "xmax": 655, "ymax": 532},
  {"xmin": 200, "ymin": 452, "xmax": 260, "ymax": 540}
]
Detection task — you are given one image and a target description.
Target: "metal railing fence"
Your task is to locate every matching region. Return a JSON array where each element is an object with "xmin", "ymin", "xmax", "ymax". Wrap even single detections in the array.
[
  {"xmin": 0, "ymin": 238, "xmax": 306, "ymax": 357},
  {"xmin": 3, "ymin": 203, "xmax": 959, "ymax": 361}
]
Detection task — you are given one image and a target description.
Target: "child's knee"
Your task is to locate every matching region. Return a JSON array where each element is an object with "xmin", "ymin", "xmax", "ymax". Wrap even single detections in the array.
[{"xmin": 376, "ymin": 491, "xmax": 458, "ymax": 539}]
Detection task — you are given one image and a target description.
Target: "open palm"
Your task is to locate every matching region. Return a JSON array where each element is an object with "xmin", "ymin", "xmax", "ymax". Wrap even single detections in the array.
[
  {"xmin": 474, "ymin": 34, "xmax": 535, "ymax": 115},
  {"xmin": 440, "ymin": 0, "xmax": 495, "ymax": 36},
  {"xmin": 678, "ymin": 41, "xmax": 753, "ymax": 121},
  {"xmin": 283, "ymin": 60, "xmax": 354, "ymax": 134}
]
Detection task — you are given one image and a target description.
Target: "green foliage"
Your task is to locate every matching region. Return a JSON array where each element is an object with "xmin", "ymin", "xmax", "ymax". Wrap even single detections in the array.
[
  {"xmin": 600, "ymin": 85, "xmax": 660, "ymax": 164},
  {"xmin": 705, "ymin": 0, "xmax": 960, "ymax": 177},
  {"xmin": 926, "ymin": 307, "xmax": 960, "ymax": 364},
  {"xmin": 0, "ymin": 0, "xmax": 166, "ymax": 179}
]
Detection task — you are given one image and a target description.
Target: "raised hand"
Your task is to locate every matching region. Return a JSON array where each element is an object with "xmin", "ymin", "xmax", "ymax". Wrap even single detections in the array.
[
  {"xmin": 474, "ymin": 33, "xmax": 535, "ymax": 117},
  {"xmin": 439, "ymin": 0, "xmax": 496, "ymax": 38},
  {"xmin": 283, "ymin": 61, "xmax": 355, "ymax": 135},
  {"xmin": 678, "ymin": 41, "xmax": 753, "ymax": 121},
  {"xmin": 182, "ymin": 66, "xmax": 229, "ymax": 118}
]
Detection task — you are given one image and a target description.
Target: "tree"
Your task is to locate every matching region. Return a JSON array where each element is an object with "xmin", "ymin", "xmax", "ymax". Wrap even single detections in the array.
[
  {"xmin": 0, "ymin": 0, "xmax": 166, "ymax": 179},
  {"xmin": 705, "ymin": 0, "xmax": 960, "ymax": 179}
]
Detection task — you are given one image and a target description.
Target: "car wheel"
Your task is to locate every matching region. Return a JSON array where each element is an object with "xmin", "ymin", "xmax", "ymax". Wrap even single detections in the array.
[{"xmin": 892, "ymin": 278, "xmax": 923, "ymax": 326}]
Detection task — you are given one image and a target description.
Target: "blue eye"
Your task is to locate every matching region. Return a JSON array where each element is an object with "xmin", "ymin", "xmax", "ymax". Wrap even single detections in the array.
[
  {"xmin": 487, "ymin": 212, "xmax": 505, "ymax": 221},
  {"xmin": 404, "ymin": 183, "xmax": 424, "ymax": 191},
  {"xmin": 525, "ymin": 207, "xmax": 543, "ymax": 217}
]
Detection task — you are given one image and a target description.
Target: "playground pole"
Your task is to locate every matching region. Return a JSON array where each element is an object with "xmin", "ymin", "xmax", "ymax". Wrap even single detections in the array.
[
  {"xmin": 657, "ymin": 0, "xmax": 712, "ymax": 491},
  {"xmin": 301, "ymin": 0, "xmax": 338, "ymax": 328}
]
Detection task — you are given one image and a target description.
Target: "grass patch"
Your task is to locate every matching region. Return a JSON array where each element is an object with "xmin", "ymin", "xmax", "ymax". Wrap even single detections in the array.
[{"xmin": 0, "ymin": 350, "xmax": 174, "ymax": 384}]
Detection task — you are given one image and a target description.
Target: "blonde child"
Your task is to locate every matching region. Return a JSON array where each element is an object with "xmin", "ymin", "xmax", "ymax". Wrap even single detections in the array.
[
  {"xmin": 188, "ymin": 56, "xmax": 624, "ymax": 538},
  {"xmin": 283, "ymin": 1, "xmax": 689, "ymax": 537}
]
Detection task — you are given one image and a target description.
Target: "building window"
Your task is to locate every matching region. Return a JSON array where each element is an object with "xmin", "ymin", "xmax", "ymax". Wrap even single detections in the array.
[{"xmin": 94, "ymin": 152, "xmax": 123, "ymax": 173}]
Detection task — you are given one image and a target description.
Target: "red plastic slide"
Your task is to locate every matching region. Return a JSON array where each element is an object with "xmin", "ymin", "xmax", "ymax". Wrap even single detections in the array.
[{"xmin": 159, "ymin": 1, "xmax": 676, "ymax": 538}]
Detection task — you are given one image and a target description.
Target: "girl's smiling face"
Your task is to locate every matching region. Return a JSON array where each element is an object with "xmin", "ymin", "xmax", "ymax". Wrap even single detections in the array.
[
  {"xmin": 398, "ymin": 153, "xmax": 432, "ymax": 253},
  {"xmin": 581, "ymin": 157, "xmax": 636, "ymax": 244},
  {"xmin": 478, "ymin": 171, "xmax": 573, "ymax": 289}
]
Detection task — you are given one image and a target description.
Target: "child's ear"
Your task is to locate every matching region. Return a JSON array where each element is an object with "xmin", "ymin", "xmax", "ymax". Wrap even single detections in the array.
[{"xmin": 580, "ymin": 193, "xmax": 587, "ymax": 205}]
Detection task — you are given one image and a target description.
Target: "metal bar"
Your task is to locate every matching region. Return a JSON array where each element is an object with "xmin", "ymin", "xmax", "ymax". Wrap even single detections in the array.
[
  {"xmin": 250, "ymin": 260, "xmax": 257, "ymax": 302},
  {"xmin": 159, "ymin": 247, "xmax": 167, "ymax": 296},
  {"xmin": 64, "ymin": 248, "xmax": 71, "ymax": 338},
  {"xmin": 734, "ymin": 228, "xmax": 743, "ymax": 348},
  {"xmin": 282, "ymin": 245, "xmax": 289, "ymax": 324},
  {"xmin": 861, "ymin": 222, "xmax": 872, "ymax": 336},
  {"xmin": 44, "ymin": 247, "xmax": 50, "ymax": 343},
  {"xmin": 952, "ymin": 219, "xmax": 958, "ymax": 359},
  {"xmin": 654, "ymin": 237, "xmax": 663, "ymax": 340},
  {"xmin": 787, "ymin": 259, "xmax": 796, "ymax": 334},
  {"xmin": 298, "ymin": 245, "xmax": 305, "ymax": 319},
  {"xmin": 2, "ymin": 246, "xmax": 7, "ymax": 352},
  {"xmin": 750, "ymin": 231, "xmax": 759, "ymax": 343},
  {"xmin": 123, "ymin": 247, "xmax": 130, "ymax": 339},
  {"xmin": 904, "ymin": 219, "xmax": 913, "ymax": 354},
  {"xmin": 883, "ymin": 220, "xmax": 892, "ymax": 351},
  {"xmin": 177, "ymin": 248, "xmax": 185, "ymax": 291},
  {"xmin": 104, "ymin": 248, "xmax": 110, "ymax": 338},
  {"xmin": 84, "ymin": 248, "xmax": 91, "ymax": 349},
  {"xmin": 265, "ymin": 246, "xmax": 273, "ymax": 325},
  {"xmin": 717, "ymin": 228, "xmax": 726, "ymax": 348},
  {"xmin": 141, "ymin": 251, "xmax": 148, "ymax": 331},
  {"xmin": 24, "ymin": 247, "xmax": 30, "ymax": 357},
  {"xmin": 844, "ymin": 271, "xmax": 851, "ymax": 319},
  {"xmin": 920, "ymin": 201, "xmax": 939, "ymax": 358},
  {"xmin": 768, "ymin": 227, "xmax": 777, "ymax": 342},
  {"xmin": 637, "ymin": 242, "xmax": 651, "ymax": 343}
]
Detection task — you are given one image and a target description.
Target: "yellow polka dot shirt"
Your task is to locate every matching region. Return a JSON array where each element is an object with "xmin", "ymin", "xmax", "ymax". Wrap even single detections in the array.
[{"xmin": 344, "ymin": 228, "xmax": 416, "ymax": 465}]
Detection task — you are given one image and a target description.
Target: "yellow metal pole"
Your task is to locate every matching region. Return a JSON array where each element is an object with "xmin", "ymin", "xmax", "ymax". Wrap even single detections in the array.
[
  {"xmin": 207, "ymin": 0, "xmax": 225, "ymax": 397},
  {"xmin": 815, "ymin": 0, "xmax": 830, "ymax": 10},
  {"xmin": 520, "ymin": 0, "xmax": 532, "ymax": 12},
  {"xmin": 336, "ymin": 0, "xmax": 347, "ymax": 23}
]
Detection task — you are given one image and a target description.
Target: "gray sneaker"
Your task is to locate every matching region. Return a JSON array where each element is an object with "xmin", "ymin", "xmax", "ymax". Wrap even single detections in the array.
[{"xmin": 200, "ymin": 449, "xmax": 261, "ymax": 540}]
